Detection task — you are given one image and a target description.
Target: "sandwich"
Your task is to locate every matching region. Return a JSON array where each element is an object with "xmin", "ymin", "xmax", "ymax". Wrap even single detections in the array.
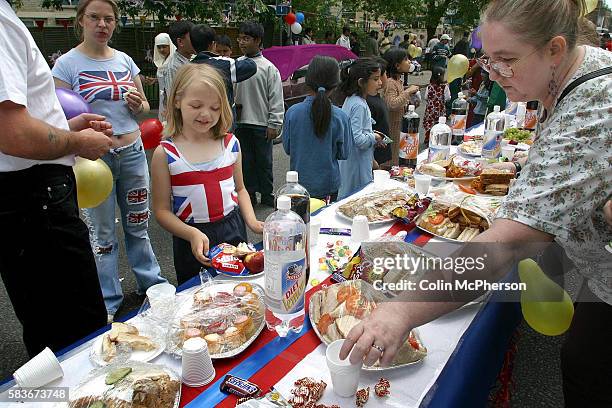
[
  {"xmin": 418, "ymin": 163, "xmax": 447, "ymax": 178},
  {"xmin": 480, "ymin": 168, "xmax": 514, "ymax": 185},
  {"xmin": 484, "ymin": 183, "xmax": 509, "ymax": 196}
]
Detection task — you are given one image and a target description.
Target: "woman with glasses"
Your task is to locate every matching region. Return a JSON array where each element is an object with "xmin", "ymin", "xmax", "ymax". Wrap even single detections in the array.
[
  {"xmin": 52, "ymin": 0, "xmax": 166, "ymax": 323},
  {"xmin": 339, "ymin": 1, "xmax": 612, "ymax": 406}
]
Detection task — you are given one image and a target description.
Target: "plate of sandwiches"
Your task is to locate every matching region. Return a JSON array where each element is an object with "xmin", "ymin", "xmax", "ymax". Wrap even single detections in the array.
[
  {"xmin": 309, "ymin": 280, "xmax": 427, "ymax": 371},
  {"xmin": 416, "ymin": 201, "xmax": 490, "ymax": 242},
  {"xmin": 336, "ymin": 188, "xmax": 417, "ymax": 224},
  {"xmin": 469, "ymin": 168, "xmax": 515, "ymax": 196},
  {"xmin": 167, "ymin": 282, "xmax": 265, "ymax": 359},
  {"xmin": 416, "ymin": 156, "xmax": 482, "ymax": 181},
  {"xmin": 68, "ymin": 362, "xmax": 180, "ymax": 408},
  {"xmin": 91, "ymin": 321, "xmax": 164, "ymax": 366}
]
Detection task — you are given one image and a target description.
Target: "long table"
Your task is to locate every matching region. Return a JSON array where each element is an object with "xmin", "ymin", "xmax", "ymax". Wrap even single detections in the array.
[{"xmin": 0, "ymin": 168, "xmax": 521, "ymax": 408}]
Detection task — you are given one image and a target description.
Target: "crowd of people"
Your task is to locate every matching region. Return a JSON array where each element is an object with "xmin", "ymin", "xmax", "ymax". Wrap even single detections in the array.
[{"xmin": 1, "ymin": 0, "xmax": 611, "ymax": 405}]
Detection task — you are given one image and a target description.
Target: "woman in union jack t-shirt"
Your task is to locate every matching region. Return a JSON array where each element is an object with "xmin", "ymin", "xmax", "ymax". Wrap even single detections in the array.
[
  {"xmin": 52, "ymin": 0, "xmax": 165, "ymax": 323},
  {"xmin": 151, "ymin": 63, "xmax": 264, "ymax": 285}
]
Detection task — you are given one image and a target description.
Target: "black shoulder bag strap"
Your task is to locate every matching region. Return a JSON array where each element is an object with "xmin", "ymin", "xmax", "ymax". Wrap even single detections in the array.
[{"xmin": 556, "ymin": 66, "xmax": 612, "ymax": 106}]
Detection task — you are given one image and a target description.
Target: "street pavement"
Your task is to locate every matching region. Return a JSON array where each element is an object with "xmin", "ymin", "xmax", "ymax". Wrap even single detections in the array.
[{"xmin": 0, "ymin": 72, "xmax": 576, "ymax": 407}]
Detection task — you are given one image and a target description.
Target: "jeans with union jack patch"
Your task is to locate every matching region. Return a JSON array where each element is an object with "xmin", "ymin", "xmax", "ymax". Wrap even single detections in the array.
[{"xmin": 82, "ymin": 137, "xmax": 166, "ymax": 314}]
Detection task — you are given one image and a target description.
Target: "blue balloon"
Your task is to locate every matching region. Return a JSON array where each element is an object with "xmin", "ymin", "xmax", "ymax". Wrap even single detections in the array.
[
  {"xmin": 296, "ymin": 12, "xmax": 305, "ymax": 24},
  {"xmin": 55, "ymin": 88, "xmax": 91, "ymax": 120}
]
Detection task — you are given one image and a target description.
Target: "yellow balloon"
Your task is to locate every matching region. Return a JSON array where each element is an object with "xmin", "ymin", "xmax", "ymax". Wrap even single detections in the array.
[
  {"xmin": 585, "ymin": 0, "xmax": 597, "ymax": 14},
  {"xmin": 73, "ymin": 158, "xmax": 113, "ymax": 208},
  {"xmin": 310, "ymin": 198, "xmax": 326, "ymax": 214},
  {"xmin": 408, "ymin": 44, "xmax": 418, "ymax": 58},
  {"xmin": 519, "ymin": 258, "xmax": 574, "ymax": 336},
  {"xmin": 446, "ymin": 54, "xmax": 470, "ymax": 83},
  {"xmin": 415, "ymin": 47, "xmax": 423, "ymax": 58}
]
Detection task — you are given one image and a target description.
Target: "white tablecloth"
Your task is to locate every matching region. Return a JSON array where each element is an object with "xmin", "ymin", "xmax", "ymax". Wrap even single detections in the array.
[{"xmin": 0, "ymin": 179, "xmax": 482, "ymax": 408}]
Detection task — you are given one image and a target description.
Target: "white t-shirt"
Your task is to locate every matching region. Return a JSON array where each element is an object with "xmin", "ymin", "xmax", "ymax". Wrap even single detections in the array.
[{"xmin": 0, "ymin": 0, "xmax": 73, "ymax": 172}]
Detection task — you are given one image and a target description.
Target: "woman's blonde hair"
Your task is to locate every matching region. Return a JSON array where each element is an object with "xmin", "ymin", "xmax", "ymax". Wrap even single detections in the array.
[
  {"xmin": 75, "ymin": 0, "xmax": 120, "ymax": 41},
  {"xmin": 164, "ymin": 64, "xmax": 233, "ymax": 140},
  {"xmin": 482, "ymin": 0, "xmax": 587, "ymax": 50}
]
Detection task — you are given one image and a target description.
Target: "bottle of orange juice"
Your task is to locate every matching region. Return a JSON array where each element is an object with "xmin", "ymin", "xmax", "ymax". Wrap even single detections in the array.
[
  {"xmin": 450, "ymin": 92, "xmax": 468, "ymax": 145},
  {"xmin": 399, "ymin": 105, "xmax": 420, "ymax": 168}
]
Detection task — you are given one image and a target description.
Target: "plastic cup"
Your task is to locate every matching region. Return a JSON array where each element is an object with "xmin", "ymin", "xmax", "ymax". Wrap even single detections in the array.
[
  {"xmin": 181, "ymin": 338, "xmax": 215, "ymax": 387},
  {"xmin": 13, "ymin": 347, "xmax": 63, "ymax": 388},
  {"xmin": 373, "ymin": 170, "xmax": 390, "ymax": 189},
  {"xmin": 501, "ymin": 145, "xmax": 516, "ymax": 160},
  {"xmin": 310, "ymin": 219, "xmax": 321, "ymax": 247},
  {"xmin": 326, "ymin": 339, "xmax": 362, "ymax": 397},
  {"xmin": 414, "ymin": 173, "xmax": 432, "ymax": 196},
  {"xmin": 351, "ymin": 215, "xmax": 370, "ymax": 243},
  {"xmin": 146, "ymin": 283, "xmax": 176, "ymax": 315}
]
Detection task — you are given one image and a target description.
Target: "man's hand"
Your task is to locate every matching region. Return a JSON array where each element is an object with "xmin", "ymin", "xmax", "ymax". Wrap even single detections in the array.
[
  {"xmin": 75, "ymin": 129, "xmax": 112, "ymax": 160},
  {"xmin": 266, "ymin": 127, "xmax": 279, "ymax": 141},
  {"xmin": 68, "ymin": 113, "xmax": 113, "ymax": 137}
]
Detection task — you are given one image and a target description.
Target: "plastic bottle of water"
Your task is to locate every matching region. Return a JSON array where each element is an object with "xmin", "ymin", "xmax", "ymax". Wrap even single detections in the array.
[
  {"xmin": 515, "ymin": 102, "xmax": 527, "ymax": 129},
  {"xmin": 450, "ymin": 92, "xmax": 468, "ymax": 145},
  {"xmin": 399, "ymin": 105, "xmax": 420, "ymax": 168},
  {"xmin": 427, "ymin": 117, "xmax": 452, "ymax": 163},
  {"xmin": 482, "ymin": 105, "xmax": 505, "ymax": 159},
  {"xmin": 263, "ymin": 195, "xmax": 307, "ymax": 337},
  {"xmin": 276, "ymin": 171, "xmax": 310, "ymax": 280}
]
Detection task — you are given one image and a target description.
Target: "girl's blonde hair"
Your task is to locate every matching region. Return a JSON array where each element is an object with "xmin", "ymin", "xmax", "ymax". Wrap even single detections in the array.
[
  {"xmin": 164, "ymin": 64, "xmax": 233, "ymax": 140},
  {"xmin": 482, "ymin": 0, "xmax": 587, "ymax": 50},
  {"xmin": 75, "ymin": 0, "xmax": 120, "ymax": 42}
]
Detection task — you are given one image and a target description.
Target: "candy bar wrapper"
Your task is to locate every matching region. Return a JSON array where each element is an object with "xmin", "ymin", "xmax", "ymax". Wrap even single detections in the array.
[
  {"xmin": 210, "ymin": 243, "xmax": 248, "ymax": 276},
  {"xmin": 390, "ymin": 166, "xmax": 414, "ymax": 180}
]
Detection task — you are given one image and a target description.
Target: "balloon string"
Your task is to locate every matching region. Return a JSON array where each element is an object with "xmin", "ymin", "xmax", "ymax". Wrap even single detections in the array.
[{"xmin": 81, "ymin": 208, "xmax": 103, "ymax": 262}]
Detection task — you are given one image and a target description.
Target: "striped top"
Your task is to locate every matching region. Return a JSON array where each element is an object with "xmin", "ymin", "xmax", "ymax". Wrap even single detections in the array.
[{"xmin": 160, "ymin": 134, "xmax": 240, "ymax": 224}]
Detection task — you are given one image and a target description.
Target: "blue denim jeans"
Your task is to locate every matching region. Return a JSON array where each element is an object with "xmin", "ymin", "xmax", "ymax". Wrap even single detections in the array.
[{"xmin": 83, "ymin": 137, "xmax": 165, "ymax": 314}]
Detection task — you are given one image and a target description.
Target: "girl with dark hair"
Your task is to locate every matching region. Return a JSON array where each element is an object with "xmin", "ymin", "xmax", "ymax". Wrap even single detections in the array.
[
  {"xmin": 282, "ymin": 56, "xmax": 352, "ymax": 202},
  {"xmin": 422, "ymin": 65, "xmax": 450, "ymax": 144},
  {"xmin": 337, "ymin": 58, "xmax": 383, "ymax": 199},
  {"xmin": 367, "ymin": 58, "xmax": 392, "ymax": 169},
  {"xmin": 382, "ymin": 48, "xmax": 420, "ymax": 165}
]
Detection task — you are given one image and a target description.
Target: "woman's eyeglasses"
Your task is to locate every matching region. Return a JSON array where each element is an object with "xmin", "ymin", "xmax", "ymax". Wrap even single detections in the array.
[
  {"xmin": 476, "ymin": 47, "xmax": 542, "ymax": 78},
  {"xmin": 84, "ymin": 14, "xmax": 116, "ymax": 25}
]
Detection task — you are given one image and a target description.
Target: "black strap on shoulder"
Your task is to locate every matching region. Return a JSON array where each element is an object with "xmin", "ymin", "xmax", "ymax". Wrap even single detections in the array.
[{"xmin": 556, "ymin": 66, "xmax": 612, "ymax": 106}]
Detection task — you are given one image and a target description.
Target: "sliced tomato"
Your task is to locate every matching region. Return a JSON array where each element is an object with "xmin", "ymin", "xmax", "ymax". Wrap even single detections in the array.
[
  {"xmin": 346, "ymin": 294, "xmax": 369, "ymax": 318},
  {"xmin": 408, "ymin": 334, "xmax": 420, "ymax": 350},
  {"xmin": 429, "ymin": 213, "xmax": 445, "ymax": 225},
  {"xmin": 316, "ymin": 313, "xmax": 334, "ymax": 335},
  {"xmin": 337, "ymin": 286, "xmax": 359, "ymax": 303},
  {"xmin": 458, "ymin": 184, "xmax": 478, "ymax": 195}
]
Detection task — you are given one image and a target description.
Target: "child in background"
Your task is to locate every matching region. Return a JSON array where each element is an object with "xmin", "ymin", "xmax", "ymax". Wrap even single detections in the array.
[
  {"xmin": 151, "ymin": 64, "xmax": 264, "ymax": 285},
  {"xmin": 235, "ymin": 21, "xmax": 284, "ymax": 207},
  {"xmin": 282, "ymin": 56, "xmax": 352, "ymax": 203},
  {"xmin": 337, "ymin": 58, "xmax": 383, "ymax": 199},
  {"xmin": 367, "ymin": 58, "xmax": 391, "ymax": 170},
  {"xmin": 382, "ymin": 48, "xmax": 420, "ymax": 166},
  {"xmin": 215, "ymin": 34, "xmax": 233, "ymax": 57},
  {"xmin": 423, "ymin": 65, "xmax": 450, "ymax": 144},
  {"xmin": 467, "ymin": 70, "xmax": 491, "ymax": 127}
]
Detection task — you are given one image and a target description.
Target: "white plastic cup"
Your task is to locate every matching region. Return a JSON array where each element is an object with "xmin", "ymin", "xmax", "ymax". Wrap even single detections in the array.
[
  {"xmin": 414, "ymin": 173, "xmax": 432, "ymax": 196},
  {"xmin": 373, "ymin": 170, "xmax": 390, "ymax": 189},
  {"xmin": 146, "ymin": 283, "xmax": 176, "ymax": 314},
  {"xmin": 326, "ymin": 339, "xmax": 362, "ymax": 397},
  {"xmin": 351, "ymin": 215, "xmax": 370, "ymax": 243},
  {"xmin": 13, "ymin": 347, "xmax": 63, "ymax": 388},
  {"xmin": 501, "ymin": 145, "xmax": 516, "ymax": 160},
  {"xmin": 310, "ymin": 219, "xmax": 321, "ymax": 247},
  {"xmin": 181, "ymin": 338, "xmax": 215, "ymax": 387}
]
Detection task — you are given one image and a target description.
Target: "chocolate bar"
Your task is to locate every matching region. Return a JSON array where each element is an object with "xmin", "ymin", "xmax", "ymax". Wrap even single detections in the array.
[{"xmin": 220, "ymin": 374, "xmax": 261, "ymax": 398}]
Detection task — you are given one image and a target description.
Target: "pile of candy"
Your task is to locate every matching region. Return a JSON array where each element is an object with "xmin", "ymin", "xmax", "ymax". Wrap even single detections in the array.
[
  {"xmin": 288, "ymin": 378, "xmax": 327, "ymax": 408},
  {"xmin": 355, "ymin": 387, "xmax": 369, "ymax": 407},
  {"xmin": 318, "ymin": 240, "xmax": 353, "ymax": 273},
  {"xmin": 374, "ymin": 378, "xmax": 390, "ymax": 397}
]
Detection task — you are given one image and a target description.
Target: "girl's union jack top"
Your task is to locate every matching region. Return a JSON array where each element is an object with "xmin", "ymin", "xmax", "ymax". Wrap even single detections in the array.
[{"xmin": 160, "ymin": 134, "xmax": 240, "ymax": 224}]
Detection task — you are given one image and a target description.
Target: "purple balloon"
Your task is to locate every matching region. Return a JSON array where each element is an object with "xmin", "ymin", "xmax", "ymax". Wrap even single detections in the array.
[
  {"xmin": 55, "ymin": 88, "xmax": 91, "ymax": 120},
  {"xmin": 471, "ymin": 26, "xmax": 482, "ymax": 50}
]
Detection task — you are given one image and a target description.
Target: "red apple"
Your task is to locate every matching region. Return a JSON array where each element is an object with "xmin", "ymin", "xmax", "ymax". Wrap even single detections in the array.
[{"xmin": 243, "ymin": 251, "xmax": 264, "ymax": 273}]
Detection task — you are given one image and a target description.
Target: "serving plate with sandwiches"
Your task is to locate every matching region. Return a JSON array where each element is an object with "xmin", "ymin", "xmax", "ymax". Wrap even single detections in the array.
[
  {"xmin": 91, "ymin": 320, "xmax": 165, "ymax": 366},
  {"xmin": 416, "ymin": 200, "xmax": 491, "ymax": 242},
  {"xmin": 416, "ymin": 156, "xmax": 482, "ymax": 181},
  {"xmin": 469, "ymin": 168, "xmax": 515, "ymax": 196}
]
